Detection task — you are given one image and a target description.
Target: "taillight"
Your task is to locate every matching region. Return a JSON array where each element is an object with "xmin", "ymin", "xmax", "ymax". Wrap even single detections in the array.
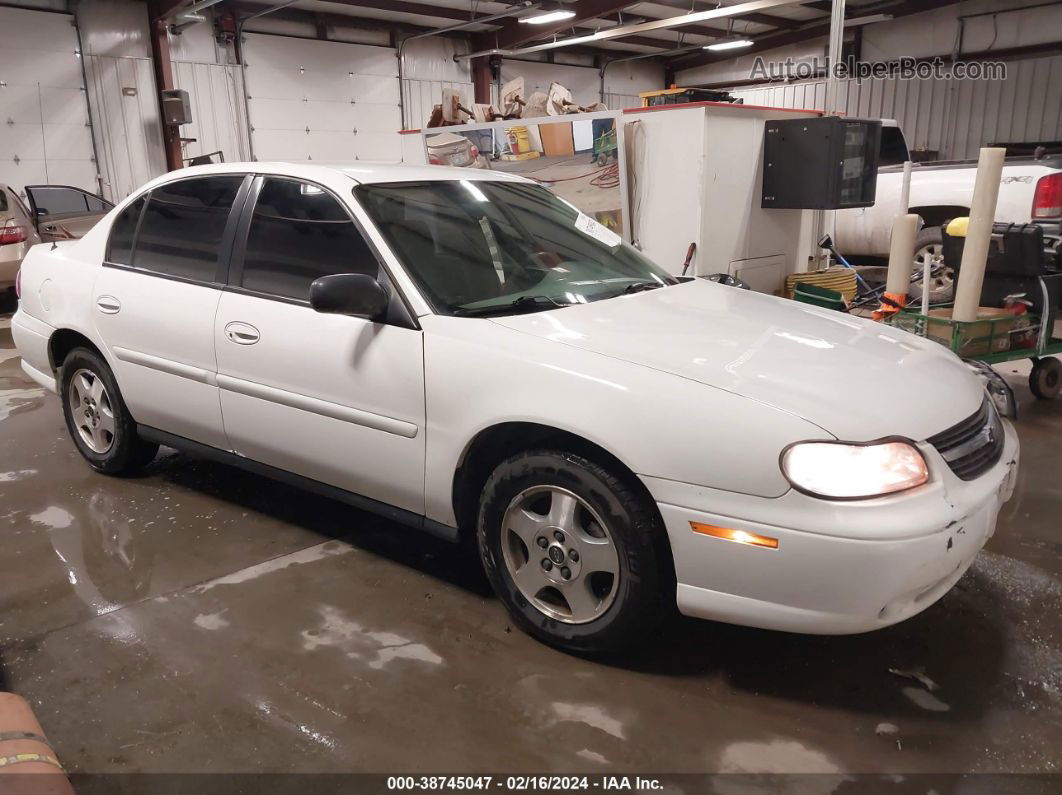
[
  {"xmin": 1032, "ymin": 173, "xmax": 1062, "ymax": 219},
  {"xmin": 0, "ymin": 219, "xmax": 28, "ymax": 245},
  {"xmin": 428, "ymin": 155, "xmax": 444, "ymax": 165}
]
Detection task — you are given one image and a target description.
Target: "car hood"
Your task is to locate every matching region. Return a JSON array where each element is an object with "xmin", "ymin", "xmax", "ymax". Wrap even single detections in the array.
[{"xmin": 490, "ymin": 279, "xmax": 983, "ymax": 441}]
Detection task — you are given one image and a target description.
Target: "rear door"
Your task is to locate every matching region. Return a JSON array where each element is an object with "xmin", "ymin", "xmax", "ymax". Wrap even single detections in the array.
[
  {"xmin": 92, "ymin": 174, "xmax": 250, "ymax": 450},
  {"xmin": 24, "ymin": 184, "xmax": 112, "ymax": 241}
]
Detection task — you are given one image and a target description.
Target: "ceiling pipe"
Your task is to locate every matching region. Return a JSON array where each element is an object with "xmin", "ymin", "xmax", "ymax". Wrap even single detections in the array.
[
  {"xmin": 396, "ymin": 2, "xmax": 539, "ymax": 128},
  {"xmin": 169, "ymin": 0, "xmax": 226, "ymax": 32},
  {"xmin": 455, "ymin": 0, "xmax": 815, "ymax": 60}
]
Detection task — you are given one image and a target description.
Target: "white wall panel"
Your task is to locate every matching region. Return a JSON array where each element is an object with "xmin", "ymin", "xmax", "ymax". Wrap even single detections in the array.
[
  {"xmin": 243, "ymin": 33, "xmax": 402, "ymax": 162},
  {"xmin": 0, "ymin": 6, "xmax": 98, "ymax": 195},
  {"xmin": 499, "ymin": 59, "xmax": 663, "ymax": 110},
  {"xmin": 83, "ymin": 54, "xmax": 165, "ymax": 201},
  {"xmin": 172, "ymin": 61, "xmax": 249, "ymax": 164}
]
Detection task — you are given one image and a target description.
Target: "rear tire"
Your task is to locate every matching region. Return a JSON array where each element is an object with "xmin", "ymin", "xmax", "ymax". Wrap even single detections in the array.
[
  {"xmin": 59, "ymin": 347, "xmax": 158, "ymax": 475},
  {"xmin": 477, "ymin": 449, "xmax": 669, "ymax": 655}
]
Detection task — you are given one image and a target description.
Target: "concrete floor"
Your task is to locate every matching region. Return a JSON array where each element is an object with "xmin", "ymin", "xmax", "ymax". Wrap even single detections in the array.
[{"xmin": 1, "ymin": 310, "xmax": 1060, "ymax": 776}]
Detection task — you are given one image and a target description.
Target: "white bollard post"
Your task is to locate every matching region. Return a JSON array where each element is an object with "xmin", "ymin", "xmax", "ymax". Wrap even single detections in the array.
[
  {"xmin": 885, "ymin": 214, "xmax": 920, "ymax": 296},
  {"xmin": 952, "ymin": 147, "xmax": 1006, "ymax": 323},
  {"xmin": 899, "ymin": 160, "xmax": 913, "ymax": 214}
]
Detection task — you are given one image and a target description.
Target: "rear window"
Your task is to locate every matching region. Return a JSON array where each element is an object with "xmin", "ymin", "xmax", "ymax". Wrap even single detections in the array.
[
  {"xmin": 131, "ymin": 176, "xmax": 243, "ymax": 282},
  {"xmin": 106, "ymin": 197, "xmax": 147, "ymax": 265}
]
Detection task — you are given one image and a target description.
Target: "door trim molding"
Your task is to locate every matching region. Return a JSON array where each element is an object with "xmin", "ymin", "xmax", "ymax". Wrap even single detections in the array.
[
  {"xmin": 216, "ymin": 373, "xmax": 419, "ymax": 439},
  {"xmin": 112, "ymin": 346, "xmax": 217, "ymax": 385}
]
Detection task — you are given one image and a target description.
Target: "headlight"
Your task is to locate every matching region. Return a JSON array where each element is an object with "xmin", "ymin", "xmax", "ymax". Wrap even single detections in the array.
[{"xmin": 781, "ymin": 440, "xmax": 929, "ymax": 499}]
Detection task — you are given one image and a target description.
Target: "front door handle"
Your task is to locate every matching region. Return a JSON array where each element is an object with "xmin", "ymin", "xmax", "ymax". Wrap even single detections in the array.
[
  {"xmin": 96, "ymin": 295, "xmax": 121, "ymax": 314},
  {"xmin": 224, "ymin": 321, "xmax": 260, "ymax": 345}
]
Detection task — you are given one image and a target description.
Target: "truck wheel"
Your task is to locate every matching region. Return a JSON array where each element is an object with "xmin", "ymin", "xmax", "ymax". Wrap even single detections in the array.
[
  {"xmin": 477, "ymin": 450, "xmax": 669, "ymax": 655},
  {"xmin": 1030, "ymin": 357, "xmax": 1062, "ymax": 400},
  {"xmin": 59, "ymin": 347, "xmax": 159, "ymax": 474},
  {"xmin": 908, "ymin": 228, "xmax": 953, "ymax": 303}
]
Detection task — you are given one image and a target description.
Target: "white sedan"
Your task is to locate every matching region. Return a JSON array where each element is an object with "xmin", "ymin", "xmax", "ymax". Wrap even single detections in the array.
[{"xmin": 12, "ymin": 162, "xmax": 1019, "ymax": 653}]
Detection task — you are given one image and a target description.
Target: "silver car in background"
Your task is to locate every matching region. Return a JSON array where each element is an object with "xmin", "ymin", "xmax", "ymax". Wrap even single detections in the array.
[{"xmin": 1, "ymin": 183, "xmax": 112, "ymax": 303}]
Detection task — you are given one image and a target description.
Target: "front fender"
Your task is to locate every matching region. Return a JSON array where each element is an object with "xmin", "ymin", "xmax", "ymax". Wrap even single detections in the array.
[{"xmin": 421, "ymin": 317, "xmax": 826, "ymax": 526}]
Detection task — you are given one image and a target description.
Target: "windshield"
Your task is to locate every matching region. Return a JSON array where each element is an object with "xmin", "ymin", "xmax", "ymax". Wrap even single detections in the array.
[{"xmin": 354, "ymin": 180, "xmax": 675, "ymax": 316}]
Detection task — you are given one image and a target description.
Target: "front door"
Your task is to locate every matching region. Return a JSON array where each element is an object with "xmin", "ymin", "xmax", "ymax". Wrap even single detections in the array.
[
  {"xmin": 25, "ymin": 185, "xmax": 112, "ymax": 241},
  {"xmin": 214, "ymin": 176, "xmax": 426, "ymax": 515},
  {"xmin": 92, "ymin": 175, "xmax": 248, "ymax": 450}
]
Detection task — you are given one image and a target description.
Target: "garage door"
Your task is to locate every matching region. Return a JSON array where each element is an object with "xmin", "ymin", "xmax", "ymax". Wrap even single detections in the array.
[
  {"xmin": 242, "ymin": 33, "xmax": 402, "ymax": 163},
  {"xmin": 0, "ymin": 7, "xmax": 98, "ymax": 197}
]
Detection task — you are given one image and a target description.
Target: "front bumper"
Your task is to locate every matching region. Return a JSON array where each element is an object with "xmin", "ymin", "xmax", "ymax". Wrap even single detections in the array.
[{"xmin": 644, "ymin": 420, "xmax": 1019, "ymax": 635}]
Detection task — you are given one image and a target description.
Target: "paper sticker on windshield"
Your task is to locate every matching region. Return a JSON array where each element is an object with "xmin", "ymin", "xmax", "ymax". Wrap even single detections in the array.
[{"xmin": 574, "ymin": 212, "xmax": 621, "ymax": 249}]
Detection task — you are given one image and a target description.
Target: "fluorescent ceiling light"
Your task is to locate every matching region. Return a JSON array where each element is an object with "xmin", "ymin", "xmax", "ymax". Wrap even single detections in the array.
[
  {"xmin": 704, "ymin": 38, "xmax": 754, "ymax": 51},
  {"xmin": 519, "ymin": 10, "xmax": 576, "ymax": 24}
]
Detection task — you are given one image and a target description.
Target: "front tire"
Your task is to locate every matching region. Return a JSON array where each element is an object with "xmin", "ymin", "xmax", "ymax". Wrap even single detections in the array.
[
  {"xmin": 477, "ymin": 450, "xmax": 669, "ymax": 654},
  {"xmin": 59, "ymin": 347, "xmax": 158, "ymax": 475}
]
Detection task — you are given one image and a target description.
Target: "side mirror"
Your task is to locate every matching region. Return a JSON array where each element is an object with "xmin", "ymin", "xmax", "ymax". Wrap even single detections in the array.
[
  {"xmin": 818, "ymin": 233, "xmax": 834, "ymax": 250},
  {"xmin": 309, "ymin": 273, "xmax": 389, "ymax": 320}
]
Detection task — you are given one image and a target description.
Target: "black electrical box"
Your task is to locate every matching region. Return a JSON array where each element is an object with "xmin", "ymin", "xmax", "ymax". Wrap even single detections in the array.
[{"xmin": 761, "ymin": 116, "xmax": 882, "ymax": 210}]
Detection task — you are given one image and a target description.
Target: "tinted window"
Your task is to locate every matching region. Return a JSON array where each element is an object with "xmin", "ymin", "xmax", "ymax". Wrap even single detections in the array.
[
  {"xmin": 0, "ymin": 190, "xmax": 7, "ymax": 212},
  {"xmin": 355, "ymin": 181, "xmax": 674, "ymax": 315},
  {"xmin": 879, "ymin": 127, "xmax": 911, "ymax": 167},
  {"xmin": 133, "ymin": 176, "xmax": 243, "ymax": 282},
  {"xmin": 106, "ymin": 197, "xmax": 146, "ymax": 265},
  {"xmin": 241, "ymin": 178, "xmax": 378, "ymax": 301},
  {"xmin": 28, "ymin": 186, "xmax": 111, "ymax": 216}
]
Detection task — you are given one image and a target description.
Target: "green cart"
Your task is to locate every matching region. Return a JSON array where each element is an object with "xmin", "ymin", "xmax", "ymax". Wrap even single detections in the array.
[
  {"xmin": 593, "ymin": 129, "xmax": 617, "ymax": 166},
  {"xmin": 888, "ymin": 303, "xmax": 1062, "ymax": 400}
]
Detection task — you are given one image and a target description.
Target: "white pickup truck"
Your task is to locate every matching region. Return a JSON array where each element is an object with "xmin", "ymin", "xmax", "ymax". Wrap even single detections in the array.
[{"xmin": 835, "ymin": 122, "xmax": 1062, "ymax": 297}]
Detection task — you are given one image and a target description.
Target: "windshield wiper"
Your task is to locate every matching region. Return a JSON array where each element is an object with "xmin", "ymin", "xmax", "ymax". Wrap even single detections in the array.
[
  {"xmin": 452, "ymin": 295, "xmax": 574, "ymax": 318},
  {"xmin": 620, "ymin": 281, "xmax": 666, "ymax": 295}
]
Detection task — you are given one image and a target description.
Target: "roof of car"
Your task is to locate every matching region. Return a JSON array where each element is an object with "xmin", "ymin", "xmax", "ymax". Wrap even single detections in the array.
[{"xmin": 170, "ymin": 161, "xmax": 531, "ymax": 186}]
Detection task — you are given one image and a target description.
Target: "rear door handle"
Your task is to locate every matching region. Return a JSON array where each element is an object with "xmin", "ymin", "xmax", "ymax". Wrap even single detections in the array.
[
  {"xmin": 224, "ymin": 321, "xmax": 260, "ymax": 345},
  {"xmin": 96, "ymin": 295, "xmax": 121, "ymax": 314}
]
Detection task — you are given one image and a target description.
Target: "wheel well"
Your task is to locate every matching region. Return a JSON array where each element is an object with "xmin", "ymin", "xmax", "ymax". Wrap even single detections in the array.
[
  {"xmin": 49, "ymin": 329, "xmax": 101, "ymax": 372},
  {"xmin": 453, "ymin": 422, "xmax": 666, "ymax": 536},
  {"xmin": 910, "ymin": 205, "xmax": 969, "ymax": 230}
]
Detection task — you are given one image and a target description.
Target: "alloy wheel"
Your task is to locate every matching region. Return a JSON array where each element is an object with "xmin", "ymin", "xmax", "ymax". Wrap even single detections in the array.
[
  {"xmin": 69, "ymin": 368, "xmax": 116, "ymax": 454},
  {"xmin": 500, "ymin": 486, "xmax": 620, "ymax": 624}
]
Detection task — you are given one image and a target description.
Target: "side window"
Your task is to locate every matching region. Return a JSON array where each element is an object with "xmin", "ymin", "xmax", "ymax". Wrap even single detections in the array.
[
  {"xmin": 0, "ymin": 190, "xmax": 7, "ymax": 212},
  {"xmin": 106, "ymin": 196, "xmax": 146, "ymax": 265},
  {"xmin": 85, "ymin": 194, "xmax": 109, "ymax": 213},
  {"xmin": 240, "ymin": 178, "xmax": 379, "ymax": 301},
  {"xmin": 26, "ymin": 186, "xmax": 110, "ymax": 216},
  {"xmin": 879, "ymin": 127, "xmax": 910, "ymax": 167},
  {"xmin": 133, "ymin": 176, "xmax": 243, "ymax": 282}
]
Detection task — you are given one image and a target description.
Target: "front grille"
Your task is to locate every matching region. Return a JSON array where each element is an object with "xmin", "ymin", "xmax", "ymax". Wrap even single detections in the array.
[{"xmin": 927, "ymin": 398, "xmax": 1004, "ymax": 481}]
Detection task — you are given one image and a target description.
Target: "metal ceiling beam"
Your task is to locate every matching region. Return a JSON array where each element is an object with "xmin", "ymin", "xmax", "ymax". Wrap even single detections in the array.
[
  {"xmin": 472, "ymin": 0, "xmax": 642, "ymax": 51},
  {"xmin": 597, "ymin": 11, "xmax": 729, "ymax": 39},
  {"xmin": 230, "ymin": 1, "xmax": 653, "ymax": 57},
  {"xmin": 669, "ymin": 0, "xmax": 960, "ymax": 72},
  {"xmin": 462, "ymin": 0, "xmax": 816, "ymax": 59},
  {"xmin": 311, "ymin": 0, "xmax": 505, "ymax": 25}
]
